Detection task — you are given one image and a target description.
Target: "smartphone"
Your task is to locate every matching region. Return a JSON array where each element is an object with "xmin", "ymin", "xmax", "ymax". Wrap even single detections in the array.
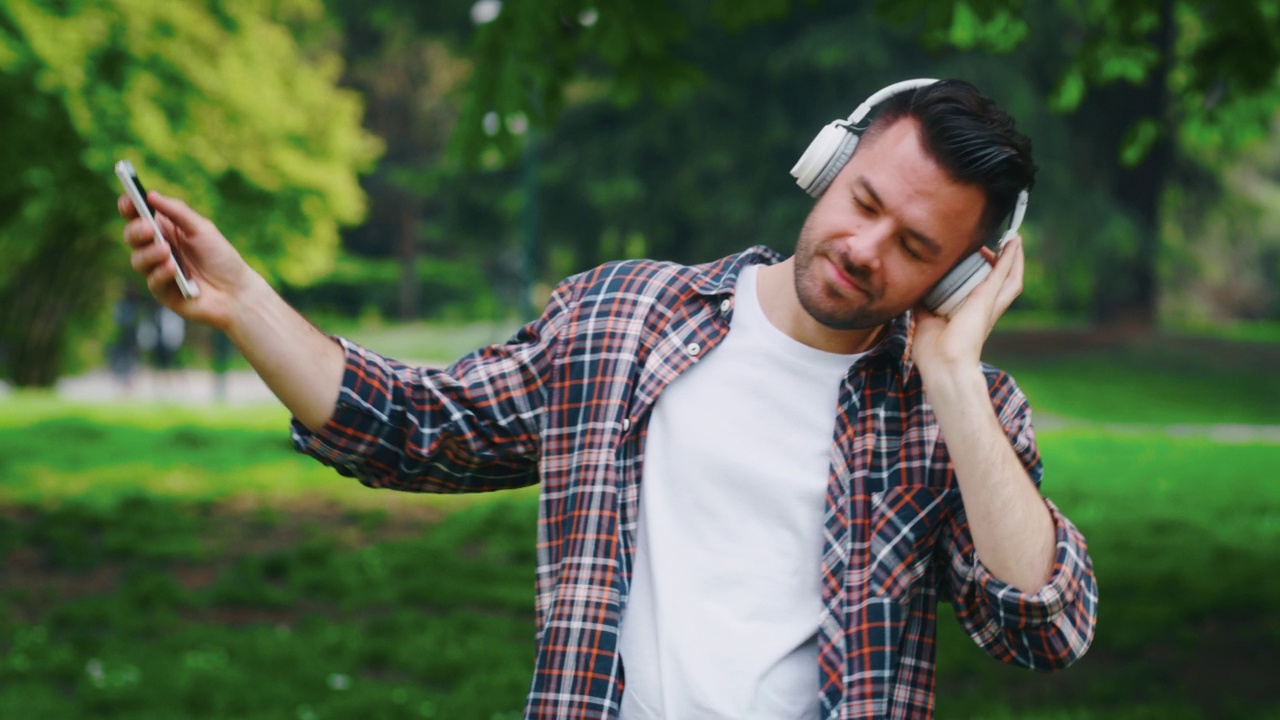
[{"xmin": 114, "ymin": 160, "xmax": 200, "ymax": 299}]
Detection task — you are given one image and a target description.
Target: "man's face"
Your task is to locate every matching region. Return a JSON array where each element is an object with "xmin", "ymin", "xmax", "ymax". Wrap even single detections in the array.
[{"xmin": 793, "ymin": 117, "xmax": 987, "ymax": 331}]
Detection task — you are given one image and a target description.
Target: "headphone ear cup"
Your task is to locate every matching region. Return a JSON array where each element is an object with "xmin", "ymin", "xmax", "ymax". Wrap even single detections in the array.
[
  {"xmin": 791, "ymin": 125, "xmax": 859, "ymax": 197},
  {"xmin": 920, "ymin": 252, "xmax": 991, "ymax": 317}
]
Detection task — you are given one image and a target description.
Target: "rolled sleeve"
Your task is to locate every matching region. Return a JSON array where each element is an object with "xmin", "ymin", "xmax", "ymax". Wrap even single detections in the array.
[
  {"xmin": 944, "ymin": 497, "xmax": 1098, "ymax": 670},
  {"xmin": 290, "ymin": 337, "xmax": 405, "ymax": 480},
  {"xmin": 289, "ymin": 277, "xmax": 579, "ymax": 493},
  {"xmin": 972, "ymin": 498, "xmax": 1096, "ymax": 629}
]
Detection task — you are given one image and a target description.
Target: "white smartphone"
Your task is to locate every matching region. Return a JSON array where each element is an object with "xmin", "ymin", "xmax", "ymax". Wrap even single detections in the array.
[{"xmin": 114, "ymin": 160, "xmax": 200, "ymax": 299}]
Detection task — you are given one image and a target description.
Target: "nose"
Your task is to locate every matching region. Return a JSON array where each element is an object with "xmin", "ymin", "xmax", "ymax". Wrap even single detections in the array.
[{"xmin": 839, "ymin": 217, "xmax": 893, "ymax": 273}]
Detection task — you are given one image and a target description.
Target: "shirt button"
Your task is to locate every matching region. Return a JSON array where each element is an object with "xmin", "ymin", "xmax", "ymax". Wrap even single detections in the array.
[
  {"xmin": 687, "ymin": 342, "xmax": 701, "ymax": 356},
  {"xmin": 621, "ymin": 418, "xmax": 631, "ymax": 432},
  {"xmin": 719, "ymin": 298, "xmax": 731, "ymax": 313}
]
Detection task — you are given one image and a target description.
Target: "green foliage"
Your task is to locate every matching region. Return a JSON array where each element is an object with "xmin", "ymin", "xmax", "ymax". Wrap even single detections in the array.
[
  {"xmin": 453, "ymin": 0, "xmax": 807, "ymax": 164},
  {"xmin": 876, "ymin": 0, "xmax": 1029, "ymax": 53},
  {"xmin": 281, "ymin": 253, "xmax": 501, "ymax": 321},
  {"xmin": 0, "ymin": 0, "xmax": 380, "ymax": 385},
  {"xmin": 447, "ymin": 0, "xmax": 1280, "ymax": 327},
  {"xmin": 1160, "ymin": 110, "xmax": 1280, "ymax": 323}
]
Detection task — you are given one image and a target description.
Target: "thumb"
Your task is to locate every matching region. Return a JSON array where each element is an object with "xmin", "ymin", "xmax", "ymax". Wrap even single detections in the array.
[{"xmin": 147, "ymin": 191, "xmax": 207, "ymax": 236}]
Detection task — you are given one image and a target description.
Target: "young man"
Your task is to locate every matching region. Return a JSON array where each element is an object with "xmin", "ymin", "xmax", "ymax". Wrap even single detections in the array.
[{"xmin": 120, "ymin": 79, "xmax": 1096, "ymax": 719}]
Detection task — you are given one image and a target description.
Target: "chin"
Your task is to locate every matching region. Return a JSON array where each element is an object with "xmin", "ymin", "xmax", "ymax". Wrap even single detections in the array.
[{"xmin": 799, "ymin": 296, "xmax": 893, "ymax": 332}]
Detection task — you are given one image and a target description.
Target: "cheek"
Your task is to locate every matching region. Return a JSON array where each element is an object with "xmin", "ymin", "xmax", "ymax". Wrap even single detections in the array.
[{"xmin": 882, "ymin": 260, "xmax": 939, "ymax": 303}]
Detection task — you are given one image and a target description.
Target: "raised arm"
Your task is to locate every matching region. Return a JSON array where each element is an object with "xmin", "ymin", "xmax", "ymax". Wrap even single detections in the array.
[
  {"xmin": 119, "ymin": 191, "xmax": 342, "ymax": 430},
  {"xmin": 914, "ymin": 236, "xmax": 1096, "ymax": 666}
]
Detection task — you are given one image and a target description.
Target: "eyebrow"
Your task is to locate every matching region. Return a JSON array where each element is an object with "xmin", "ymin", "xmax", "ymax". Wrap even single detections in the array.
[{"xmin": 856, "ymin": 176, "xmax": 943, "ymax": 257}]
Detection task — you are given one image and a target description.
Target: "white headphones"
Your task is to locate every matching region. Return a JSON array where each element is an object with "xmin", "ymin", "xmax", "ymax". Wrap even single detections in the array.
[{"xmin": 790, "ymin": 78, "xmax": 1030, "ymax": 317}]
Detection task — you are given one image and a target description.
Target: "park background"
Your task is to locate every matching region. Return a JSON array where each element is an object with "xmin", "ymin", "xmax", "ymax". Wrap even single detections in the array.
[{"xmin": 2, "ymin": 0, "xmax": 1279, "ymax": 717}]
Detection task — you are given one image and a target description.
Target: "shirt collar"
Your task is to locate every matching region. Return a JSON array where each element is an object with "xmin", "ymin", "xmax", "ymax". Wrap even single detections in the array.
[
  {"xmin": 689, "ymin": 245, "xmax": 785, "ymax": 296},
  {"xmin": 690, "ymin": 246, "xmax": 916, "ymax": 379}
]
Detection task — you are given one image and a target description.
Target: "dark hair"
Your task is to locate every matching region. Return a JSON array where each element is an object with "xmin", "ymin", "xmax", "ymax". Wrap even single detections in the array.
[{"xmin": 862, "ymin": 79, "xmax": 1036, "ymax": 247}]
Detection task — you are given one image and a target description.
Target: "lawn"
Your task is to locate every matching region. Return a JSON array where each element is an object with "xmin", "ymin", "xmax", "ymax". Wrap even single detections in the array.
[
  {"xmin": 985, "ymin": 328, "xmax": 1280, "ymax": 425},
  {"xmin": 3, "ymin": 328, "xmax": 1279, "ymax": 718}
]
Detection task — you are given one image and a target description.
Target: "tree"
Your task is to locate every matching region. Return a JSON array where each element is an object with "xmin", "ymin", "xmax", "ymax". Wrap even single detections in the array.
[
  {"xmin": 0, "ymin": 0, "xmax": 380, "ymax": 386},
  {"xmin": 324, "ymin": 0, "xmax": 481, "ymax": 319},
  {"xmin": 453, "ymin": 0, "xmax": 1280, "ymax": 327},
  {"xmin": 1026, "ymin": 0, "xmax": 1280, "ymax": 325}
]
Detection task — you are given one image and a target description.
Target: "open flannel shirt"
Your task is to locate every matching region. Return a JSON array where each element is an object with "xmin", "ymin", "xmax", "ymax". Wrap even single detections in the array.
[{"xmin": 293, "ymin": 246, "xmax": 1098, "ymax": 720}]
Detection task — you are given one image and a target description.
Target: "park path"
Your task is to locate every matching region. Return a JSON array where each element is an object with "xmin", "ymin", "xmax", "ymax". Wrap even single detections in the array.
[
  {"xmin": 3, "ymin": 368, "xmax": 1278, "ymax": 443},
  {"xmin": 6, "ymin": 367, "xmax": 278, "ymax": 405},
  {"xmin": 1032, "ymin": 412, "xmax": 1280, "ymax": 444}
]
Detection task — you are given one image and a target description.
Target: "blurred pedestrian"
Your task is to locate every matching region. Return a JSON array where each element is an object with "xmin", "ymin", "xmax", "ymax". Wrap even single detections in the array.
[
  {"xmin": 152, "ymin": 305, "xmax": 185, "ymax": 372},
  {"xmin": 107, "ymin": 288, "xmax": 142, "ymax": 394}
]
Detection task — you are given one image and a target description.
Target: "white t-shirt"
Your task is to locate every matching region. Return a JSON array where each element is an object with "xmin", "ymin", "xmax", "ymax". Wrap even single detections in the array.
[{"xmin": 617, "ymin": 264, "xmax": 864, "ymax": 719}]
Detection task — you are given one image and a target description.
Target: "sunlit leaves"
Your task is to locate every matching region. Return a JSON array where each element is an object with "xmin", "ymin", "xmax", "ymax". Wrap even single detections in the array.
[
  {"xmin": 1050, "ymin": 67, "xmax": 1087, "ymax": 112},
  {"xmin": 0, "ymin": 0, "xmax": 380, "ymax": 384},
  {"xmin": 1120, "ymin": 117, "xmax": 1162, "ymax": 166},
  {"xmin": 875, "ymin": 0, "xmax": 1028, "ymax": 53}
]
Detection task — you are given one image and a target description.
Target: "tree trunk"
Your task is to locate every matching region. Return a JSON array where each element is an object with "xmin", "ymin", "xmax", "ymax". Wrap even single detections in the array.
[
  {"xmin": 1090, "ymin": 0, "xmax": 1176, "ymax": 328},
  {"xmin": 396, "ymin": 199, "xmax": 421, "ymax": 320},
  {"xmin": 1, "ymin": 223, "xmax": 110, "ymax": 387}
]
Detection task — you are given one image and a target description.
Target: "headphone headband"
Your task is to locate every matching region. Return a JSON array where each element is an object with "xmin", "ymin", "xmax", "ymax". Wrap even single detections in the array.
[{"xmin": 846, "ymin": 77, "xmax": 939, "ymax": 127}]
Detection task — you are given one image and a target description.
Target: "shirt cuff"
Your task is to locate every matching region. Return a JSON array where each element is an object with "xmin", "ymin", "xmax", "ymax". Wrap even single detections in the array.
[
  {"xmin": 972, "ymin": 498, "xmax": 1089, "ymax": 629},
  {"xmin": 289, "ymin": 336, "xmax": 399, "ymax": 480}
]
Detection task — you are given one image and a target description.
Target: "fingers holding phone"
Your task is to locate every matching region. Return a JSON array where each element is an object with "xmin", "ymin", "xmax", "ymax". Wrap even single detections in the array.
[
  {"xmin": 115, "ymin": 161, "xmax": 201, "ymax": 300},
  {"xmin": 114, "ymin": 162, "xmax": 258, "ymax": 331}
]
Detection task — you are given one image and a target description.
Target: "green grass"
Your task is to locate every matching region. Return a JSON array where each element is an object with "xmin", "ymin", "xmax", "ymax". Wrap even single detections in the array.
[
  {"xmin": 986, "ymin": 332, "xmax": 1280, "ymax": 425},
  {"xmin": 1, "ymin": 494, "xmax": 538, "ymax": 719},
  {"xmin": 934, "ymin": 430, "xmax": 1280, "ymax": 719},
  {"xmin": 3, "ymin": 406, "xmax": 1280, "ymax": 717},
  {"xmin": 6, "ymin": 326, "xmax": 1280, "ymax": 718},
  {"xmin": 321, "ymin": 318, "xmax": 523, "ymax": 366},
  {"xmin": 1171, "ymin": 319, "xmax": 1280, "ymax": 345},
  {"xmin": 999, "ymin": 360, "xmax": 1280, "ymax": 425},
  {"xmin": 0, "ymin": 395, "xmax": 529, "ymax": 511}
]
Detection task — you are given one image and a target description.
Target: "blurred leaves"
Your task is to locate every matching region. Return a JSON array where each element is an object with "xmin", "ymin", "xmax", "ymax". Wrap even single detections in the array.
[
  {"xmin": 4, "ymin": 0, "xmax": 1280, "ymax": 384},
  {"xmin": 0, "ymin": 0, "xmax": 380, "ymax": 385}
]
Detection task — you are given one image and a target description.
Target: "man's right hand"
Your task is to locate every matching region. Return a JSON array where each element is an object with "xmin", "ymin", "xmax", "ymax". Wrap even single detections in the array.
[
  {"xmin": 118, "ymin": 190, "xmax": 345, "ymax": 430},
  {"xmin": 119, "ymin": 190, "xmax": 262, "ymax": 334}
]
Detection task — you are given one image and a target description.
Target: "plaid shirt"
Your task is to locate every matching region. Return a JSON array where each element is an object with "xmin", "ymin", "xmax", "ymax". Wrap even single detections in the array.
[{"xmin": 293, "ymin": 246, "xmax": 1097, "ymax": 720}]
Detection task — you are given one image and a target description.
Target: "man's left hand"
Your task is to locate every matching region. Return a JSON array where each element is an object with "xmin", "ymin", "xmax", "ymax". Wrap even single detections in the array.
[{"xmin": 913, "ymin": 235, "xmax": 1024, "ymax": 378}]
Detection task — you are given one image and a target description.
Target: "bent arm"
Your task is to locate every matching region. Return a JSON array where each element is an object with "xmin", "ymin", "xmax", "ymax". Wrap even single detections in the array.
[
  {"xmin": 925, "ymin": 363, "xmax": 1055, "ymax": 591},
  {"xmin": 935, "ymin": 370, "xmax": 1098, "ymax": 669},
  {"xmin": 119, "ymin": 191, "xmax": 344, "ymax": 430},
  {"xmin": 940, "ymin": 497, "xmax": 1098, "ymax": 670}
]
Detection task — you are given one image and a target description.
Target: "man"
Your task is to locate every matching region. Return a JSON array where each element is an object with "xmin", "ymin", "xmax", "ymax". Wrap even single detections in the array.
[{"xmin": 120, "ymin": 78, "xmax": 1097, "ymax": 719}]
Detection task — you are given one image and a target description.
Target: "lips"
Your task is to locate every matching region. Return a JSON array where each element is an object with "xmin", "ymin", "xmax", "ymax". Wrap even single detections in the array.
[{"xmin": 825, "ymin": 255, "xmax": 870, "ymax": 299}]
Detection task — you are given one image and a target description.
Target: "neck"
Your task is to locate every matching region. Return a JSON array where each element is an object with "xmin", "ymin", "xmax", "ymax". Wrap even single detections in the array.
[{"xmin": 755, "ymin": 259, "xmax": 887, "ymax": 355}]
